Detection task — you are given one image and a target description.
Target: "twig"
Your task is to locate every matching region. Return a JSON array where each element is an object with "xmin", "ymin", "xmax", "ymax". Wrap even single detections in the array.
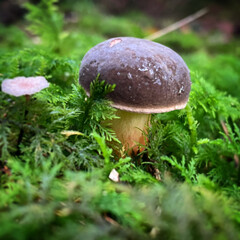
[
  {"xmin": 145, "ymin": 8, "xmax": 208, "ymax": 41},
  {"xmin": 220, "ymin": 120, "xmax": 239, "ymax": 167},
  {"xmin": 104, "ymin": 213, "xmax": 120, "ymax": 227}
]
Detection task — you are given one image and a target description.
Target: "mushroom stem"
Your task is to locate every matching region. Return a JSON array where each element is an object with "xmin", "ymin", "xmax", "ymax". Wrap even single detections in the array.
[
  {"xmin": 25, "ymin": 94, "xmax": 31, "ymax": 103},
  {"xmin": 16, "ymin": 95, "xmax": 30, "ymax": 155},
  {"xmin": 110, "ymin": 110, "xmax": 150, "ymax": 155}
]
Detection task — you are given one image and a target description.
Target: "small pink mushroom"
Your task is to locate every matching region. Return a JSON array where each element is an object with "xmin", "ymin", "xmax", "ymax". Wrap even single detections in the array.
[
  {"xmin": 1, "ymin": 76, "xmax": 49, "ymax": 97},
  {"xmin": 1, "ymin": 76, "xmax": 50, "ymax": 155}
]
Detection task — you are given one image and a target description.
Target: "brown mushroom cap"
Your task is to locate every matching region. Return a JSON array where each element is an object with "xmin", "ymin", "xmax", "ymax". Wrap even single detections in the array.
[{"xmin": 79, "ymin": 37, "xmax": 191, "ymax": 114}]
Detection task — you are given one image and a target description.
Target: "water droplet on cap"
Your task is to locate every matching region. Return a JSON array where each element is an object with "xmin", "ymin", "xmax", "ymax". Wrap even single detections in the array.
[{"xmin": 127, "ymin": 73, "xmax": 132, "ymax": 79}]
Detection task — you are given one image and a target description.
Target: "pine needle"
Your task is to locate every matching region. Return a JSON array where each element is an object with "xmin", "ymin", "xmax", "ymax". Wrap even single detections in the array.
[{"xmin": 145, "ymin": 8, "xmax": 208, "ymax": 41}]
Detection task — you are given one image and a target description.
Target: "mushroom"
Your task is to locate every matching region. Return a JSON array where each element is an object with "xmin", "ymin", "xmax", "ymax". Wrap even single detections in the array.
[
  {"xmin": 1, "ymin": 76, "xmax": 49, "ymax": 154},
  {"xmin": 1, "ymin": 76, "xmax": 49, "ymax": 97},
  {"xmin": 79, "ymin": 37, "xmax": 191, "ymax": 155}
]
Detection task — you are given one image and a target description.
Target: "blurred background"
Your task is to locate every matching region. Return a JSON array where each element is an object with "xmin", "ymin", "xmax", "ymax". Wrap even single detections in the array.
[{"xmin": 1, "ymin": 0, "xmax": 239, "ymax": 38}]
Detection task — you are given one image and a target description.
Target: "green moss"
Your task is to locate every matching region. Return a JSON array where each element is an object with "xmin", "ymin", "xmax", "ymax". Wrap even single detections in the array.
[{"xmin": 0, "ymin": 0, "xmax": 240, "ymax": 239}]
